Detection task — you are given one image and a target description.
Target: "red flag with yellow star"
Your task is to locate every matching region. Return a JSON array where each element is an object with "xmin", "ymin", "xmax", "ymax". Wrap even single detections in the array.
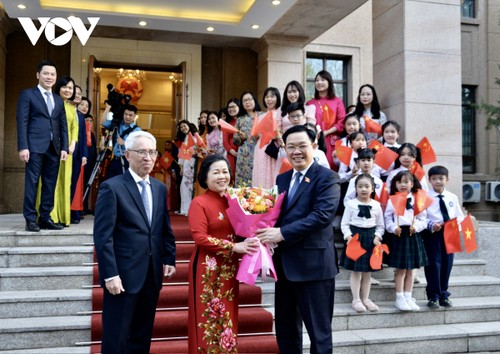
[
  {"xmin": 413, "ymin": 189, "xmax": 434, "ymax": 215},
  {"xmin": 218, "ymin": 119, "xmax": 239, "ymax": 134},
  {"xmin": 187, "ymin": 132, "xmax": 196, "ymax": 148},
  {"xmin": 363, "ymin": 115, "xmax": 382, "ymax": 135},
  {"xmin": 256, "ymin": 111, "xmax": 278, "ymax": 148},
  {"xmin": 178, "ymin": 143, "xmax": 194, "ymax": 160},
  {"xmin": 444, "ymin": 218, "xmax": 462, "ymax": 254},
  {"xmin": 194, "ymin": 132, "xmax": 207, "ymax": 149},
  {"xmin": 346, "ymin": 233, "xmax": 367, "ymax": 261},
  {"xmin": 159, "ymin": 151, "xmax": 173, "ymax": 170},
  {"xmin": 279, "ymin": 158, "xmax": 293, "ymax": 174},
  {"xmin": 416, "ymin": 137, "xmax": 437, "ymax": 165},
  {"xmin": 370, "ymin": 244, "xmax": 390, "ymax": 270},
  {"xmin": 409, "ymin": 161, "xmax": 426, "ymax": 181},
  {"xmin": 461, "ymin": 214, "xmax": 478, "ymax": 253},
  {"xmin": 322, "ymin": 103, "xmax": 336, "ymax": 130},
  {"xmin": 369, "ymin": 140, "xmax": 399, "ymax": 170},
  {"xmin": 389, "ymin": 192, "xmax": 408, "ymax": 216},
  {"xmin": 335, "ymin": 145, "xmax": 352, "ymax": 166},
  {"xmin": 375, "ymin": 182, "xmax": 389, "ymax": 208}
]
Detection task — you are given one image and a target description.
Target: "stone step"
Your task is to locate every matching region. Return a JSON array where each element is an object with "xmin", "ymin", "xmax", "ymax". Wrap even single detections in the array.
[
  {"xmin": 0, "ymin": 315, "xmax": 91, "ymax": 351},
  {"xmin": 449, "ymin": 258, "xmax": 487, "ymax": 276},
  {"xmin": 0, "ymin": 246, "xmax": 94, "ymax": 268},
  {"xmin": 0, "ymin": 266, "xmax": 93, "ymax": 291},
  {"xmin": 330, "ymin": 321, "xmax": 500, "ymax": 353},
  {"xmin": 0, "ymin": 232, "xmax": 93, "ymax": 248},
  {"xmin": 258, "ymin": 275, "xmax": 500, "ymax": 305},
  {"xmin": 0, "ymin": 289, "xmax": 92, "ymax": 319}
]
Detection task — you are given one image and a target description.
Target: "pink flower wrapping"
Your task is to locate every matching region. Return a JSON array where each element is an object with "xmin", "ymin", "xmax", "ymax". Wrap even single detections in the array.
[{"xmin": 225, "ymin": 188, "xmax": 285, "ymax": 285}]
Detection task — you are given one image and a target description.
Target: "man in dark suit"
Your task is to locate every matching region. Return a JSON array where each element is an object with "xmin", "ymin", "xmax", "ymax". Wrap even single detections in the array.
[
  {"xmin": 93, "ymin": 130, "xmax": 176, "ymax": 354},
  {"xmin": 16, "ymin": 60, "xmax": 68, "ymax": 232},
  {"xmin": 257, "ymin": 124, "xmax": 340, "ymax": 354}
]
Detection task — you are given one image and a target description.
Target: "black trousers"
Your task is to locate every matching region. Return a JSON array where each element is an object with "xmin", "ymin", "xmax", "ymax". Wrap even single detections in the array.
[
  {"xmin": 423, "ymin": 229, "xmax": 454, "ymax": 301},
  {"xmin": 101, "ymin": 259, "xmax": 160, "ymax": 354}
]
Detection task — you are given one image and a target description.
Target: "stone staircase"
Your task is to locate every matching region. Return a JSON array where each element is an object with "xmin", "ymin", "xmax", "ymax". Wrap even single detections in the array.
[{"xmin": 1, "ymin": 214, "xmax": 500, "ymax": 353}]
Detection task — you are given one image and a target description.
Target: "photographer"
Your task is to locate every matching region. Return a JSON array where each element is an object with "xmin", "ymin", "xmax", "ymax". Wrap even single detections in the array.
[{"xmin": 101, "ymin": 102, "xmax": 141, "ymax": 179}]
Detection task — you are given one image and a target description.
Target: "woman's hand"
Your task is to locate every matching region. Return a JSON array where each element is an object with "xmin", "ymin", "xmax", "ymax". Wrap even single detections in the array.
[{"xmin": 232, "ymin": 238, "xmax": 260, "ymax": 255}]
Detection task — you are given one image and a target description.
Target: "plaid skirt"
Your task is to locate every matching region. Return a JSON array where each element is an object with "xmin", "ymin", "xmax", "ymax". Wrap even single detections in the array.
[
  {"xmin": 340, "ymin": 226, "xmax": 379, "ymax": 272},
  {"xmin": 387, "ymin": 226, "xmax": 428, "ymax": 269}
]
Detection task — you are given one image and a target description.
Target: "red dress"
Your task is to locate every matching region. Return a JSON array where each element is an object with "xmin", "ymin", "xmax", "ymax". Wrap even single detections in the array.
[{"xmin": 188, "ymin": 190, "xmax": 239, "ymax": 353}]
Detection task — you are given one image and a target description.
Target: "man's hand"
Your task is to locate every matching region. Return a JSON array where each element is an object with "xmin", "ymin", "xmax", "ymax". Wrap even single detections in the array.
[
  {"xmin": 164, "ymin": 265, "xmax": 176, "ymax": 279},
  {"xmin": 117, "ymin": 137, "xmax": 125, "ymax": 146},
  {"xmin": 60, "ymin": 151, "xmax": 68, "ymax": 161},
  {"xmin": 255, "ymin": 227, "xmax": 284, "ymax": 244},
  {"xmin": 106, "ymin": 277, "xmax": 125, "ymax": 295},
  {"xmin": 19, "ymin": 149, "xmax": 30, "ymax": 163}
]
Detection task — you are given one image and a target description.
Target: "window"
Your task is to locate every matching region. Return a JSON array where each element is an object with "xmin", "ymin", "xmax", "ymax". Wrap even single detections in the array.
[
  {"xmin": 305, "ymin": 55, "xmax": 349, "ymax": 107},
  {"xmin": 461, "ymin": 0, "xmax": 475, "ymax": 18},
  {"xmin": 462, "ymin": 86, "xmax": 476, "ymax": 173}
]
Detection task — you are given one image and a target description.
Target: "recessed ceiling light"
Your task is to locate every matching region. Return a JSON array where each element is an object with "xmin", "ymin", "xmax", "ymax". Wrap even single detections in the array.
[
  {"xmin": 17, "ymin": 4, "xmax": 27, "ymax": 9},
  {"xmin": 272, "ymin": 0, "xmax": 281, "ymax": 5},
  {"xmin": 251, "ymin": 24, "xmax": 260, "ymax": 30},
  {"xmin": 206, "ymin": 26, "xmax": 215, "ymax": 32},
  {"xmin": 138, "ymin": 21, "xmax": 147, "ymax": 27}
]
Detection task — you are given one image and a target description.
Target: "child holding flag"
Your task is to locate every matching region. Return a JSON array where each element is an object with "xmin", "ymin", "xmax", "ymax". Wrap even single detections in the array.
[
  {"xmin": 424, "ymin": 165, "xmax": 465, "ymax": 309},
  {"xmin": 340, "ymin": 174, "xmax": 385, "ymax": 313},
  {"xmin": 385, "ymin": 170, "xmax": 428, "ymax": 311}
]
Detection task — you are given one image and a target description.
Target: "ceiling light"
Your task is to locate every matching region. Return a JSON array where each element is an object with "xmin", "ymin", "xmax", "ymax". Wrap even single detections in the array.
[
  {"xmin": 138, "ymin": 21, "xmax": 147, "ymax": 27},
  {"xmin": 17, "ymin": 4, "xmax": 27, "ymax": 9},
  {"xmin": 251, "ymin": 24, "xmax": 260, "ymax": 30},
  {"xmin": 272, "ymin": 0, "xmax": 281, "ymax": 5},
  {"xmin": 206, "ymin": 26, "xmax": 215, "ymax": 32}
]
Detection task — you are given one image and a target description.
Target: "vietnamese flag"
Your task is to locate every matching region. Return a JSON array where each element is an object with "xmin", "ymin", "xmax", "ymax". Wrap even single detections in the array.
[
  {"xmin": 159, "ymin": 151, "xmax": 173, "ymax": 170},
  {"xmin": 178, "ymin": 143, "xmax": 194, "ymax": 160},
  {"xmin": 389, "ymin": 192, "xmax": 408, "ymax": 216},
  {"xmin": 346, "ymin": 233, "xmax": 367, "ymax": 261},
  {"xmin": 370, "ymin": 244, "xmax": 390, "ymax": 270},
  {"xmin": 369, "ymin": 140, "xmax": 398, "ymax": 170},
  {"xmin": 375, "ymin": 182, "xmax": 389, "ymax": 208},
  {"xmin": 409, "ymin": 161, "xmax": 426, "ymax": 181},
  {"xmin": 322, "ymin": 104, "xmax": 336, "ymax": 130},
  {"xmin": 279, "ymin": 158, "xmax": 293, "ymax": 174},
  {"xmin": 363, "ymin": 115, "xmax": 382, "ymax": 135},
  {"xmin": 186, "ymin": 132, "xmax": 196, "ymax": 148},
  {"xmin": 416, "ymin": 137, "xmax": 437, "ymax": 165},
  {"xmin": 461, "ymin": 214, "xmax": 478, "ymax": 254},
  {"xmin": 335, "ymin": 145, "xmax": 352, "ymax": 166},
  {"xmin": 257, "ymin": 111, "xmax": 278, "ymax": 148},
  {"xmin": 194, "ymin": 132, "xmax": 207, "ymax": 149},
  {"xmin": 444, "ymin": 218, "xmax": 462, "ymax": 254},
  {"xmin": 413, "ymin": 189, "xmax": 434, "ymax": 215},
  {"xmin": 250, "ymin": 112, "xmax": 259, "ymax": 137},
  {"xmin": 218, "ymin": 119, "xmax": 239, "ymax": 134}
]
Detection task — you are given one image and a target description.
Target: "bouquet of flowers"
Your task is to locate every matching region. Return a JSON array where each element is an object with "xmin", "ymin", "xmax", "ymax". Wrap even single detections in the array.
[{"xmin": 225, "ymin": 186, "xmax": 285, "ymax": 285}]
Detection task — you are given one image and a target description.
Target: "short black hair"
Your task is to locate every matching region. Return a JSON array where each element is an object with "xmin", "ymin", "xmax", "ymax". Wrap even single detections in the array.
[
  {"xmin": 357, "ymin": 148, "xmax": 375, "ymax": 160},
  {"xmin": 124, "ymin": 104, "xmax": 138, "ymax": 114},
  {"xmin": 54, "ymin": 75, "xmax": 76, "ymax": 101},
  {"xmin": 355, "ymin": 173, "xmax": 375, "ymax": 189},
  {"xmin": 37, "ymin": 60, "xmax": 56, "ymax": 73},
  {"xmin": 197, "ymin": 154, "xmax": 233, "ymax": 189},
  {"xmin": 286, "ymin": 101, "xmax": 305, "ymax": 115},
  {"xmin": 282, "ymin": 124, "xmax": 315, "ymax": 144},
  {"xmin": 262, "ymin": 87, "xmax": 281, "ymax": 109},
  {"xmin": 428, "ymin": 165, "xmax": 449, "ymax": 178}
]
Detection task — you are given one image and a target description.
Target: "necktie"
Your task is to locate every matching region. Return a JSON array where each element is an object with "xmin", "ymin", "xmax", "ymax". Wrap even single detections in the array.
[
  {"xmin": 288, "ymin": 172, "xmax": 302, "ymax": 201},
  {"xmin": 438, "ymin": 194, "xmax": 450, "ymax": 222},
  {"xmin": 138, "ymin": 180, "xmax": 151, "ymax": 224},
  {"xmin": 44, "ymin": 92, "xmax": 53, "ymax": 115},
  {"xmin": 406, "ymin": 198, "xmax": 413, "ymax": 210}
]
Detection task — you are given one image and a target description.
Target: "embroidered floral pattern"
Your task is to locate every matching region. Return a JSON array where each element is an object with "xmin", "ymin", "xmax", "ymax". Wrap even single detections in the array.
[{"xmin": 198, "ymin": 236, "xmax": 238, "ymax": 353}]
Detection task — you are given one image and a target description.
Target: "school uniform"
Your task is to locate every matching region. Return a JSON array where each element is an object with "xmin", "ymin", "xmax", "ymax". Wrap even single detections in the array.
[
  {"xmin": 340, "ymin": 199, "xmax": 385, "ymax": 272},
  {"xmin": 338, "ymin": 152, "xmax": 382, "ymax": 182},
  {"xmin": 343, "ymin": 172, "xmax": 383, "ymax": 205},
  {"xmin": 384, "ymin": 194, "xmax": 428, "ymax": 269},
  {"xmin": 386, "ymin": 166, "xmax": 429, "ymax": 191},
  {"xmin": 423, "ymin": 188, "xmax": 464, "ymax": 302}
]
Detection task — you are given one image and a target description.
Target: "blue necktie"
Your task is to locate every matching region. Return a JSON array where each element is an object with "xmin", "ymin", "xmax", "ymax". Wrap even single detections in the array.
[
  {"xmin": 438, "ymin": 195, "xmax": 450, "ymax": 222},
  {"xmin": 288, "ymin": 172, "xmax": 302, "ymax": 201},
  {"xmin": 138, "ymin": 180, "xmax": 151, "ymax": 224},
  {"xmin": 44, "ymin": 92, "xmax": 53, "ymax": 115}
]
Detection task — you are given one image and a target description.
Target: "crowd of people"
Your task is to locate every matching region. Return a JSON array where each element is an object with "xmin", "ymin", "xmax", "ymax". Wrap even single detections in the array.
[{"xmin": 17, "ymin": 61, "xmax": 464, "ymax": 354}]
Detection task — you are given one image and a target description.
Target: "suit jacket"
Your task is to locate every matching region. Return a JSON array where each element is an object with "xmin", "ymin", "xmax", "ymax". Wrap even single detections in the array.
[
  {"xmin": 93, "ymin": 170, "xmax": 176, "ymax": 294},
  {"xmin": 16, "ymin": 86, "xmax": 68, "ymax": 154},
  {"xmin": 276, "ymin": 161, "xmax": 340, "ymax": 282}
]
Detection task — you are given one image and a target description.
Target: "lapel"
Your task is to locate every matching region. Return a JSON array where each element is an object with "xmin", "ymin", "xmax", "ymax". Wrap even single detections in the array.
[
  {"xmin": 285, "ymin": 162, "xmax": 318, "ymax": 210},
  {"xmin": 123, "ymin": 171, "xmax": 151, "ymax": 229},
  {"xmin": 33, "ymin": 87, "xmax": 52, "ymax": 118}
]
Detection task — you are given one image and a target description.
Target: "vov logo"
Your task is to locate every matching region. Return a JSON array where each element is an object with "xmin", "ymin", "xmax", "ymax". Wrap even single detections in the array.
[{"xmin": 19, "ymin": 17, "xmax": 100, "ymax": 46}]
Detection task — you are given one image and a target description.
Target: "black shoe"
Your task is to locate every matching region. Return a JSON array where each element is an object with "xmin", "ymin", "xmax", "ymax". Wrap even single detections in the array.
[
  {"xmin": 38, "ymin": 219, "xmax": 64, "ymax": 230},
  {"xmin": 25, "ymin": 221, "xmax": 40, "ymax": 232},
  {"xmin": 439, "ymin": 298, "xmax": 453, "ymax": 307},
  {"xmin": 70, "ymin": 219, "xmax": 80, "ymax": 224},
  {"xmin": 427, "ymin": 300, "xmax": 440, "ymax": 309}
]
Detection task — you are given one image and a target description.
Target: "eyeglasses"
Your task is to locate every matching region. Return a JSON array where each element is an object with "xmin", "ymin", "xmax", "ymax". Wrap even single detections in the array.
[
  {"xmin": 242, "ymin": 98, "xmax": 254, "ymax": 103},
  {"xmin": 128, "ymin": 149, "xmax": 158, "ymax": 158}
]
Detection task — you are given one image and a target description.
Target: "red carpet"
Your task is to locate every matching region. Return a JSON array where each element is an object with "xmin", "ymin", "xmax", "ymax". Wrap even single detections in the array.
[{"xmin": 90, "ymin": 214, "xmax": 279, "ymax": 353}]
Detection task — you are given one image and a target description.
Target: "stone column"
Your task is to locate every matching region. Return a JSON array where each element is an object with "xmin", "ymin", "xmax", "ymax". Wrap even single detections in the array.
[{"xmin": 372, "ymin": 0, "xmax": 463, "ymax": 195}]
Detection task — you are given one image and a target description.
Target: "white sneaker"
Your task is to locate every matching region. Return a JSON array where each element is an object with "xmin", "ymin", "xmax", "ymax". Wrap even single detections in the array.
[
  {"xmin": 405, "ymin": 296, "xmax": 420, "ymax": 311},
  {"xmin": 395, "ymin": 297, "xmax": 411, "ymax": 311}
]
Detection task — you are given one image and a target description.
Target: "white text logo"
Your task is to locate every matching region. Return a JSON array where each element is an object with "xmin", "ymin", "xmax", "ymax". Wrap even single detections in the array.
[{"xmin": 19, "ymin": 17, "xmax": 100, "ymax": 46}]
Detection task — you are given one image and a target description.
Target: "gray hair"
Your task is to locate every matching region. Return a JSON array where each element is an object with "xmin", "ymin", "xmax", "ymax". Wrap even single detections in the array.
[{"xmin": 125, "ymin": 131, "xmax": 157, "ymax": 150}]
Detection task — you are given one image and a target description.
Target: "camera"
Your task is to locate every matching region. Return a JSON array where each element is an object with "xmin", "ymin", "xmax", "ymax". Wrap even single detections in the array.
[{"xmin": 105, "ymin": 83, "xmax": 131, "ymax": 127}]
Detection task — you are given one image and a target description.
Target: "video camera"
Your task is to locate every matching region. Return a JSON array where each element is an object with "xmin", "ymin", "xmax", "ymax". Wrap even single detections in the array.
[{"xmin": 105, "ymin": 83, "xmax": 131, "ymax": 127}]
